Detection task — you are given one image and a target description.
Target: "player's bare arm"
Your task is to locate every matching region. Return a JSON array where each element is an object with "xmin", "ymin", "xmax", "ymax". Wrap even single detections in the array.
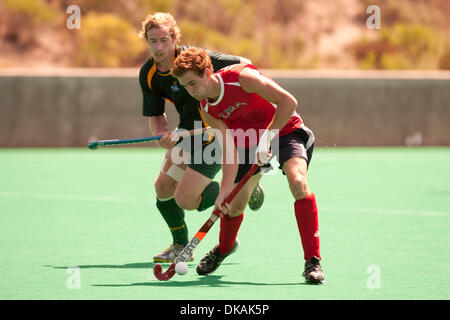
[
  {"xmin": 239, "ymin": 67, "xmax": 298, "ymax": 133},
  {"xmin": 200, "ymin": 108, "xmax": 238, "ymax": 215},
  {"xmin": 239, "ymin": 57, "xmax": 252, "ymax": 65},
  {"xmin": 239, "ymin": 67, "xmax": 298, "ymax": 164},
  {"xmin": 149, "ymin": 115, "xmax": 178, "ymax": 149}
]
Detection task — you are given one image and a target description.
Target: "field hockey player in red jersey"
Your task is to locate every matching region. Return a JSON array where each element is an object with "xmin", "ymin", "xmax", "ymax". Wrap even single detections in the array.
[{"xmin": 171, "ymin": 48, "xmax": 324, "ymax": 284}]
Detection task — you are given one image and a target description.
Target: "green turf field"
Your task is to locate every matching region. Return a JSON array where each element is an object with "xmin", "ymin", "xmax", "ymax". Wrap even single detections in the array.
[{"xmin": 0, "ymin": 147, "xmax": 449, "ymax": 300}]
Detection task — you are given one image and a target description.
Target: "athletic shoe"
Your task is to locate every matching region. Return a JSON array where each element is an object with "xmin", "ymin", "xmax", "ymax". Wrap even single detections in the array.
[
  {"xmin": 248, "ymin": 183, "xmax": 264, "ymax": 211},
  {"xmin": 153, "ymin": 243, "xmax": 194, "ymax": 263},
  {"xmin": 196, "ymin": 238, "xmax": 240, "ymax": 275},
  {"xmin": 302, "ymin": 256, "xmax": 325, "ymax": 284}
]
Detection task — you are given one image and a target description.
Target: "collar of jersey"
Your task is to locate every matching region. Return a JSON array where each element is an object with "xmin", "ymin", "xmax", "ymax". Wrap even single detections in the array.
[
  {"xmin": 206, "ymin": 73, "xmax": 225, "ymax": 106},
  {"xmin": 156, "ymin": 69, "xmax": 171, "ymax": 76}
]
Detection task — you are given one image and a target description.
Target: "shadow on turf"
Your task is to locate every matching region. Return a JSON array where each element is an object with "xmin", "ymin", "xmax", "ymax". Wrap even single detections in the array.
[
  {"xmin": 47, "ymin": 262, "xmax": 159, "ymax": 269},
  {"xmin": 92, "ymin": 275, "xmax": 306, "ymax": 288},
  {"xmin": 47, "ymin": 263, "xmax": 310, "ymax": 287},
  {"xmin": 46, "ymin": 262, "xmax": 238, "ymax": 270}
]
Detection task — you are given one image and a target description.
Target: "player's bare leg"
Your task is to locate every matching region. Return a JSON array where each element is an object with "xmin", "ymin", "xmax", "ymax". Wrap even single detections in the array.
[
  {"xmin": 174, "ymin": 167, "xmax": 215, "ymax": 211},
  {"xmin": 283, "ymin": 157, "xmax": 324, "ymax": 284},
  {"xmin": 227, "ymin": 173, "xmax": 263, "ymax": 217},
  {"xmin": 153, "ymin": 149, "xmax": 193, "ymax": 263},
  {"xmin": 196, "ymin": 173, "xmax": 262, "ymax": 275},
  {"xmin": 283, "ymin": 157, "xmax": 310, "ymax": 200},
  {"xmin": 154, "ymin": 171, "xmax": 178, "ymax": 200}
]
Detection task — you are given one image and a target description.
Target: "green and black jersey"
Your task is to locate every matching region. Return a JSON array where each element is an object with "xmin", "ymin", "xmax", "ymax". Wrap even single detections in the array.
[{"xmin": 139, "ymin": 45, "xmax": 242, "ymax": 130}]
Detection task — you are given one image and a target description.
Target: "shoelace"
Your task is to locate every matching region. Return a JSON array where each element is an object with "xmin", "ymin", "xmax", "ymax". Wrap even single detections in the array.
[
  {"xmin": 203, "ymin": 247, "xmax": 220, "ymax": 264},
  {"xmin": 162, "ymin": 244, "xmax": 174, "ymax": 252},
  {"xmin": 303, "ymin": 261, "xmax": 322, "ymax": 276},
  {"xmin": 162, "ymin": 244, "xmax": 180, "ymax": 254}
]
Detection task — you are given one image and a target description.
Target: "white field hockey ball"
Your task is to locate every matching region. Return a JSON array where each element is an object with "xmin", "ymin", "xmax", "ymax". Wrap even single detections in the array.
[{"xmin": 175, "ymin": 262, "xmax": 188, "ymax": 275}]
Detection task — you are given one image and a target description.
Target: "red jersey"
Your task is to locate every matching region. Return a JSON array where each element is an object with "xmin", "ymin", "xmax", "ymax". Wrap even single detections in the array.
[{"xmin": 200, "ymin": 64, "xmax": 302, "ymax": 148}]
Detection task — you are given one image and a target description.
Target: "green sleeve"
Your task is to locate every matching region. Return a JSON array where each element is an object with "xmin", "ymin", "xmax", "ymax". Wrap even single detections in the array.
[
  {"xmin": 206, "ymin": 50, "xmax": 242, "ymax": 72},
  {"xmin": 139, "ymin": 62, "xmax": 165, "ymax": 117}
]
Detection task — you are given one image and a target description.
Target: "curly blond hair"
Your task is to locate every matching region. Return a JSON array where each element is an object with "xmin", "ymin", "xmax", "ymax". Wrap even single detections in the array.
[{"xmin": 139, "ymin": 12, "xmax": 181, "ymax": 44}]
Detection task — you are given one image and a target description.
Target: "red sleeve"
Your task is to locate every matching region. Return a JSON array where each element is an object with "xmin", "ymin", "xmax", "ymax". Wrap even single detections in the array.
[{"xmin": 220, "ymin": 63, "xmax": 259, "ymax": 83}]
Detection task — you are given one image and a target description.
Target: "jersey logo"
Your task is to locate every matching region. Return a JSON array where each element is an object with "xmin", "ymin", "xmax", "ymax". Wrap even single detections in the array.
[
  {"xmin": 171, "ymin": 81, "xmax": 180, "ymax": 92},
  {"xmin": 219, "ymin": 102, "xmax": 247, "ymax": 119}
]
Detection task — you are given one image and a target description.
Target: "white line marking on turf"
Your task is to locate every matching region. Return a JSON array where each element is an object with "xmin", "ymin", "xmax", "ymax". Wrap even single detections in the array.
[
  {"xmin": 320, "ymin": 206, "xmax": 448, "ymax": 217},
  {"xmin": 1, "ymin": 191, "xmax": 447, "ymax": 217},
  {"xmin": 0, "ymin": 191, "xmax": 151, "ymax": 203}
]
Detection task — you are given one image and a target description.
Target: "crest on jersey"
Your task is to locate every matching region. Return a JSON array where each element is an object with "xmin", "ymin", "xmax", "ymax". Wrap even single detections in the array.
[
  {"xmin": 170, "ymin": 81, "xmax": 180, "ymax": 92},
  {"xmin": 219, "ymin": 102, "xmax": 247, "ymax": 119}
]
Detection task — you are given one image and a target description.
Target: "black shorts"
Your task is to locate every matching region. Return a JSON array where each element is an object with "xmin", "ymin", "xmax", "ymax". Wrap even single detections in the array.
[
  {"xmin": 234, "ymin": 126, "xmax": 315, "ymax": 183},
  {"xmin": 175, "ymin": 135, "xmax": 222, "ymax": 180}
]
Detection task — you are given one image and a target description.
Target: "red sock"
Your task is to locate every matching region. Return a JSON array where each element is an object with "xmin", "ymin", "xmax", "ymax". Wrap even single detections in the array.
[
  {"xmin": 218, "ymin": 213, "xmax": 244, "ymax": 254},
  {"xmin": 294, "ymin": 193, "xmax": 321, "ymax": 260}
]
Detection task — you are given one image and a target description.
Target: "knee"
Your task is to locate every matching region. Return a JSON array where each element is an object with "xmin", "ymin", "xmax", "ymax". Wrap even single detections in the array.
[
  {"xmin": 154, "ymin": 176, "xmax": 176, "ymax": 199},
  {"xmin": 174, "ymin": 188, "xmax": 198, "ymax": 210},
  {"xmin": 229, "ymin": 200, "xmax": 247, "ymax": 216},
  {"xmin": 289, "ymin": 173, "xmax": 311, "ymax": 200}
]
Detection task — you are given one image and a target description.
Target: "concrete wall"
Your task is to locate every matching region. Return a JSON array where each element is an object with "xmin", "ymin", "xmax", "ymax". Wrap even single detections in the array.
[
  {"xmin": 0, "ymin": 70, "xmax": 151, "ymax": 147},
  {"xmin": 1, "ymin": 69, "xmax": 449, "ymax": 147}
]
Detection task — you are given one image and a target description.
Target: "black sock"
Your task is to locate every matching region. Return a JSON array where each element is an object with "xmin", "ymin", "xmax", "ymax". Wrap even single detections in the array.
[
  {"xmin": 197, "ymin": 181, "xmax": 220, "ymax": 212},
  {"xmin": 156, "ymin": 197, "xmax": 188, "ymax": 246}
]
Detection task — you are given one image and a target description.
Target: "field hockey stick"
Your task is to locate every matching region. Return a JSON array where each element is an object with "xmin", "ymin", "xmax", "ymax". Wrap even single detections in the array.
[
  {"xmin": 153, "ymin": 163, "xmax": 260, "ymax": 281},
  {"xmin": 88, "ymin": 127, "xmax": 210, "ymax": 150}
]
